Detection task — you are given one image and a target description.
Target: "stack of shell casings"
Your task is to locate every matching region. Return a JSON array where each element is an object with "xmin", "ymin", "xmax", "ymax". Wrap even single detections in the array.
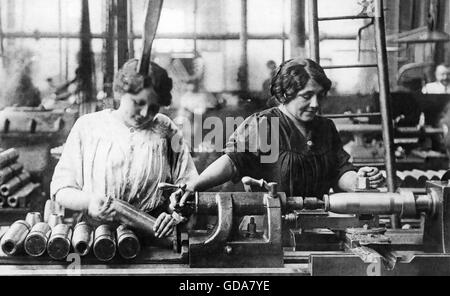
[
  {"xmin": 0, "ymin": 148, "xmax": 40, "ymax": 208},
  {"xmin": 1, "ymin": 214, "xmax": 141, "ymax": 262},
  {"xmin": 381, "ymin": 170, "xmax": 448, "ymax": 188}
]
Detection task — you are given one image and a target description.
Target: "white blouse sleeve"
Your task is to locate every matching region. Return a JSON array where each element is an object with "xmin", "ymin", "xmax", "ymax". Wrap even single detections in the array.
[{"xmin": 50, "ymin": 118, "xmax": 85, "ymax": 199}]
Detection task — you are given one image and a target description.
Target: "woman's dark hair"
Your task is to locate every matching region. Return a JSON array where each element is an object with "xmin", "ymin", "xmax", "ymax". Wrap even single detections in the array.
[
  {"xmin": 113, "ymin": 59, "xmax": 173, "ymax": 106},
  {"xmin": 270, "ymin": 58, "xmax": 332, "ymax": 104}
]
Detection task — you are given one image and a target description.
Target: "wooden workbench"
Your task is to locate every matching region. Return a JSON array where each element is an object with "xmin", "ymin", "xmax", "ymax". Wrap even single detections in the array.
[{"xmin": 0, "ymin": 263, "xmax": 310, "ymax": 276}]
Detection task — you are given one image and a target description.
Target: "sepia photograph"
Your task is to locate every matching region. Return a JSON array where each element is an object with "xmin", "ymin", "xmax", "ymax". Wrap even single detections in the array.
[{"xmin": 0, "ymin": 0, "xmax": 449, "ymax": 281}]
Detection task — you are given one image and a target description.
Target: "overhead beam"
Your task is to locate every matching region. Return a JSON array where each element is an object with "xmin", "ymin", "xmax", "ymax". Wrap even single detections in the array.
[{"xmin": 0, "ymin": 31, "xmax": 358, "ymax": 41}]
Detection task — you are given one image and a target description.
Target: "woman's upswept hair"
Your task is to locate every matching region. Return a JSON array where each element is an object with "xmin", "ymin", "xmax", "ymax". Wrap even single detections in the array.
[
  {"xmin": 270, "ymin": 58, "xmax": 332, "ymax": 104},
  {"xmin": 113, "ymin": 59, "xmax": 173, "ymax": 106}
]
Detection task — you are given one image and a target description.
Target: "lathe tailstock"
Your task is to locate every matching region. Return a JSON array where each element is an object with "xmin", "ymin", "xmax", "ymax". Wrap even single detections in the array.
[{"xmin": 183, "ymin": 180, "xmax": 450, "ymax": 274}]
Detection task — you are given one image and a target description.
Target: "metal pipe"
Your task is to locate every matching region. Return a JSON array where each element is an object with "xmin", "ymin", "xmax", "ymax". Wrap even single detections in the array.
[
  {"xmin": 239, "ymin": 0, "xmax": 249, "ymax": 92},
  {"xmin": 102, "ymin": 197, "xmax": 175, "ymax": 246},
  {"xmin": 281, "ymin": 0, "xmax": 286, "ymax": 61},
  {"xmin": 357, "ymin": 19, "xmax": 374, "ymax": 61},
  {"xmin": 191, "ymin": 192, "xmax": 308, "ymax": 215},
  {"xmin": 193, "ymin": 0, "xmax": 198, "ymax": 54},
  {"xmin": 0, "ymin": 163, "xmax": 23, "ymax": 184},
  {"xmin": 318, "ymin": 15, "xmax": 373, "ymax": 21},
  {"xmin": 47, "ymin": 224, "xmax": 72, "ymax": 260},
  {"xmin": 374, "ymin": 0, "xmax": 398, "ymax": 228},
  {"xmin": 138, "ymin": 0, "xmax": 163, "ymax": 76},
  {"xmin": 1, "ymin": 171, "xmax": 31, "ymax": 197},
  {"xmin": 324, "ymin": 191, "xmax": 434, "ymax": 218},
  {"xmin": 322, "ymin": 63, "xmax": 378, "ymax": 69},
  {"xmin": 117, "ymin": 0, "xmax": 128, "ymax": 67},
  {"xmin": 24, "ymin": 222, "xmax": 51, "ymax": 257},
  {"xmin": 335, "ymin": 124, "xmax": 444, "ymax": 135},
  {"xmin": 116, "ymin": 225, "xmax": 140, "ymax": 260},
  {"xmin": 290, "ymin": 0, "xmax": 306, "ymax": 58},
  {"xmin": 93, "ymin": 225, "xmax": 116, "ymax": 262},
  {"xmin": 103, "ymin": 0, "xmax": 115, "ymax": 98},
  {"xmin": 0, "ymin": 31, "xmax": 358, "ymax": 41},
  {"xmin": 308, "ymin": 0, "xmax": 320, "ymax": 62},
  {"xmin": 7, "ymin": 183, "xmax": 39, "ymax": 208},
  {"xmin": 72, "ymin": 222, "xmax": 93, "ymax": 256},
  {"xmin": 0, "ymin": 148, "xmax": 19, "ymax": 168},
  {"xmin": 0, "ymin": 220, "xmax": 30, "ymax": 256},
  {"xmin": 323, "ymin": 113, "xmax": 381, "ymax": 119},
  {"xmin": 127, "ymin": 0, "xmax": 134, "ymax": 58},
  {"xmin": 78, "ymin": 0, "xmax": 96, "ymax": 112}
]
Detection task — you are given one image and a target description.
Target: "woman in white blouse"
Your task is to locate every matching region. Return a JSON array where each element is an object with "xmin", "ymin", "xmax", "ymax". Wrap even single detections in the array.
[{"xmin": 51, "ymin": 59, "xmax": 198, "ymax": 238}]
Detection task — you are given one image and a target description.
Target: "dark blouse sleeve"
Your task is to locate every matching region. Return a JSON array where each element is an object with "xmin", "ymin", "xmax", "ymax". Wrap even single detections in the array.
[
  {"xmin": 329, "ymin": 119, "xmax": 355, "ymax": 183},
  {"xmin": 224, "ymin": 114, "xmax": 266, "ymax": 182}
]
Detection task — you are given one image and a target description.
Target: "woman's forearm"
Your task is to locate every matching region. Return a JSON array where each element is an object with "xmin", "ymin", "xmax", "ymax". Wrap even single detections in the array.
[
  {"xmin": 337, "ymin": 171, "xmax": 358, "ymax": 192},
  {"xmin": 55, "ymin": 188, "xmax": 91, "ymax": 211},
  {"xmin": 190, "ymin": 155, "xmax": 237, "ymax": 191}
]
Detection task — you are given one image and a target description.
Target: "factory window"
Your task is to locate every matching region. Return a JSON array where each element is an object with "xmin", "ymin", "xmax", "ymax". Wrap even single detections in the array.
[{"xmin": 0, "ymin": 0, "xmax": 392, "ymax": 98}]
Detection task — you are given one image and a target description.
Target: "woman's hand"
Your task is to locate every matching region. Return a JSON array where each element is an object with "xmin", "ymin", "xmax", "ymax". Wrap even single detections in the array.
[
  {"xmin": 153, "ymin": 212, "xmax": 176, "ymax": 238},
  {"xmin": 87, "ymin": 194, "xmax": 115, "ymax": 221},
  {"xmin": 357, "ymin": 167, "xmax": 384, "ymax": 188},
  {"xmin": 169, "ymin": 183, "xmax": 196, "ymax": 212}
]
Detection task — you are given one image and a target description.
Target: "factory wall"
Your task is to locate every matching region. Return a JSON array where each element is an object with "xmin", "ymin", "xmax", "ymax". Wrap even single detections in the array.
[{"xmin": 1, "ymin": 0, "xmax": 449, "ymax": 101}]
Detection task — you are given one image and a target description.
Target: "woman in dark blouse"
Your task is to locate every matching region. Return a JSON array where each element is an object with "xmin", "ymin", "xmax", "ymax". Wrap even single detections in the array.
[{"xmin": 170, "ymin": 58, "xmax": 384, "ymax": 208}]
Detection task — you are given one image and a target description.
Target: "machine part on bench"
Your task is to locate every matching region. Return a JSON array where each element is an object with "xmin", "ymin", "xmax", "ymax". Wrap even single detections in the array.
[
  {"xmin": 189, "ymin": 192, "xmax": 284, "ymax": 268},
  {"xmin": 192, "ymin": 192, "xmax": 309, "ymax": 216},
  {"xmin": 345, "ymin": 227, "xmax": 391, "ymax": 248},
  {"xmin": 47, "ymin": 224, "xmax": 72, "ymax": 260},
  {"xmin": 24, "ymin": 222, "xmax": 51, "ymax": 257},
  {"xmin": 0, "ymin": 220, "xmax": 31, "ymax": 256},
  {"xmin": 72, "ymin": 222, "xmax": 93, "ymax": 256},
  {"xmin": 246, "ymin": 217, "xmax": 257, "ymax": 238},
  {"xmin": 117, "ymin": 225, "xmax": 141, "ymax": 260},
  {"xmin": 93, "ymin": 224, "xmax": 116, "ymax": 262}
]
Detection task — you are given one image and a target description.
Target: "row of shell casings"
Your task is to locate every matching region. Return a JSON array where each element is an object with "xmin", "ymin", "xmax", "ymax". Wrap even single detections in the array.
[
  {"xmin": 1, "ymin": 213, "xmax": 141, "ymax": 261},
  {"xmin": 381, "ymin": 170, "xmax": 448, "ymax": 188}
]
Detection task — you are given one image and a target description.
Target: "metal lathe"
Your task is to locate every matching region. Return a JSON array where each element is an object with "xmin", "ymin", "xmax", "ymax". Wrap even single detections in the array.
[{"xmin": 1, "ymin": 176, "xmax": 450, "ymax": 276}]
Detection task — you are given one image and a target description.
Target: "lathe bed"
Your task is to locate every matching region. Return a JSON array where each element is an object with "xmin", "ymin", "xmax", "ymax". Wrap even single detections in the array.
[{"xmin": 2, "ymin": 181, "xmax": 450, "ymax": 276}]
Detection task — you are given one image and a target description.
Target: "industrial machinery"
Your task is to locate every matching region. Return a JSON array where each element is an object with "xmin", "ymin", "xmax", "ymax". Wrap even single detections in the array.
[
  {"xmin": 154, "ymin": 178, "xmax": 450, "ymax": 275},
  {"xmin": 2, "ymin": 176, "xmax": 450, "ymax": 275}
]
